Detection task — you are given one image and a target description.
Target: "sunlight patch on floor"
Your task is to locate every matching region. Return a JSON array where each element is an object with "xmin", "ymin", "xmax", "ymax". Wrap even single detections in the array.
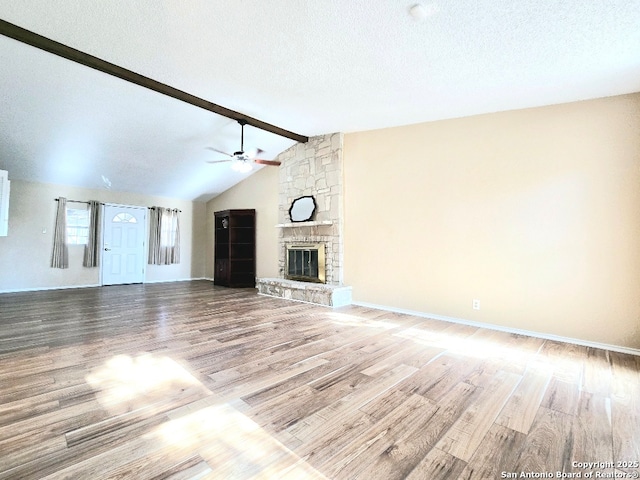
[
  {"xmin": 396, "ymin": 326, "xmax": 538, "ymax": 364},
  {"xmin": 85, "ymin": 353, "xmax": 208, "ymax": 414},
  {"xmin": 327, "ymin": 312, "xmax": 399, "ymax": 330},
  {"xmin": 153, "ymin": 402, "xmax": 328, "ymax": 479},
  {"xmin": 85, "ymin": 353, "xmax": 329, "ymax": 478}
]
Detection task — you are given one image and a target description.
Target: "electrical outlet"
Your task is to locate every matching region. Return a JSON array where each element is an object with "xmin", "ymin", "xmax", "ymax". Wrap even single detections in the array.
[{"xmin": 472, "ymin": 299, "xmax": 480, "ymax": 310}]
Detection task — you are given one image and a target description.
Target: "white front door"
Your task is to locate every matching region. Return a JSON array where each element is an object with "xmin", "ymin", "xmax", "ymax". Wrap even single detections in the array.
[{"xmin": 101, "ymin": 204, "xmax": 146, "ymax": 285}]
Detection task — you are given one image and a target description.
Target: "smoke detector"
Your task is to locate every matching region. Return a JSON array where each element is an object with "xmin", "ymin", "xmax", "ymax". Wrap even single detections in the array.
[{"xmin": 409, "ymin": 3, "xmax": 438, "ymax": 20}]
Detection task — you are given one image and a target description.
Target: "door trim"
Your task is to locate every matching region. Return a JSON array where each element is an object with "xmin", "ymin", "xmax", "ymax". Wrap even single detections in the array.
[{"xmin": 100, "ymin": 203, "xmax": 147, "ymax": 286}]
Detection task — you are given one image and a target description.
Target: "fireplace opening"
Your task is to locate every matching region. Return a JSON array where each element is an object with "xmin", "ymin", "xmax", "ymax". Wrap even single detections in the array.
[{"xmin": 286, "ymin": 243, "xmax": 325, "ymax": 283}]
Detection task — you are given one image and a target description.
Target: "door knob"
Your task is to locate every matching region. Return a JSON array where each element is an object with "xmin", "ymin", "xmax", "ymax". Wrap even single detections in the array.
[{"xmin": 104, "ymin": 247, "xmax": 111, "ymax": 251}]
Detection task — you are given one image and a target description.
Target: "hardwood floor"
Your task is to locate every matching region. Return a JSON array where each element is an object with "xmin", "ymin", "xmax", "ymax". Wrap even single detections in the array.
[{"xmin": 0, "ymin": 281, "xmax": 638, "ymax": 479}]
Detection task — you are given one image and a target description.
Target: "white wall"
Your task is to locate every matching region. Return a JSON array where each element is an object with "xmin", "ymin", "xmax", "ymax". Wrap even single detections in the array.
[{"xmin": 0, "ymin": 179, "xmax": 207, "ymax": 292}]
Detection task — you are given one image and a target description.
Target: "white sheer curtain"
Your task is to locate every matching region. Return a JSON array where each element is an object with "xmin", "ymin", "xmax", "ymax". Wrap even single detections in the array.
[
  {"xmin": 148, "ymin": 207, "xmax": 180, "ymax": 265},
  {"xmin": 83, "ymin": 200, "xmax": 101, "ymax": 267},
  {"xmin": 51, "ymin": 197, "xmax": 68, "ymax": 269},
  {"xmin": 165, "ymin": 208, "xmax": 180, "ymax": 264}
]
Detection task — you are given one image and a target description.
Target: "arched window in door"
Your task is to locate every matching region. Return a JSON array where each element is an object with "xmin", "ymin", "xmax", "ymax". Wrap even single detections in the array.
[{"xmin": 112, "ymin": 213, "xmax": 137, "ymax": 223}]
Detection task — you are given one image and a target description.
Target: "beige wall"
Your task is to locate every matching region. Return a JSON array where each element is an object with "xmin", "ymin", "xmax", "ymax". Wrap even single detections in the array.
[
  {"xmin": 206, "ymin": 166, "xmax": 279, "ymax": 280},
  {"xmin": 344, "ymin": 93, "xmax": 640, "ymax": 349},
  {"xmin": 0, "ymin": 179, "xmax": 207, "ymax": 292}
]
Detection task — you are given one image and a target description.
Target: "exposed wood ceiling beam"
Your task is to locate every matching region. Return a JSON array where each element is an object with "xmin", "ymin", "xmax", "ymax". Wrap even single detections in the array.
[{"xmin": 0, "ymin": 18, "xmax": 309, "ymax": 144}]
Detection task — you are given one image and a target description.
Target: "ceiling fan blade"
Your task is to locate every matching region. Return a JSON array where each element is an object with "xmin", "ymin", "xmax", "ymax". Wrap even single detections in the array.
[
  {"xmin": 245, "ymin": 147, "xmax": 265, "ymax": 159},
  {"xmin": 254, "ymin": 159, "xmax": 282, "ymax": 166},
  {"xmin": 206, "ymin": 159, "xmax": 233, "ymax": 164},
  {"xmin": 205, "ymin": 147, "xmax": 233, "ymax": 157}
]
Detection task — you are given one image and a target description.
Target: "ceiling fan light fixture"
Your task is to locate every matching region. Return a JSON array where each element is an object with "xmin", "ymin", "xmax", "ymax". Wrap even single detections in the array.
[
  {"xmin": 206, "ymin": 120, "xmax": 278, "ymax": 171},
  {"xmin": 231, "ymin": 159, "xmax": 252, "ymax": 173}
]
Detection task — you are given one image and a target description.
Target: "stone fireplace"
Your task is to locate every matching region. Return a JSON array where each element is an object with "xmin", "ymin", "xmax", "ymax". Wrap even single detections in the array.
[{"xmin": 256, "ymin": 132, "xmax": 352, "ymax": 307}]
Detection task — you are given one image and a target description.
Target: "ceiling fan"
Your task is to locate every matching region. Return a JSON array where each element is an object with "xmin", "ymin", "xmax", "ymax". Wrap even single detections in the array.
[{"xmin": 206, "ymin": 119, "xmax": 281, "ymax": 172}]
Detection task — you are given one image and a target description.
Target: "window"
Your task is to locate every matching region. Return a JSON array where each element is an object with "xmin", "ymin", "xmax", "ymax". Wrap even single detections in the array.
[
  {"xmin": 66, "ymin": 208, "xmax": 89, "ymax": 245},
  {"xmin": 113, "ymin": 213, "xmax": 137, "ymax": 223}
]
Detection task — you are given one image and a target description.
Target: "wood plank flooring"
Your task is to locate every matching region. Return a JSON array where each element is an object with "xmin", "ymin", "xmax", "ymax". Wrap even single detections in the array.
[{"xmin": 0, "ymin": 281, "xmax": 638, "ymax": 479}]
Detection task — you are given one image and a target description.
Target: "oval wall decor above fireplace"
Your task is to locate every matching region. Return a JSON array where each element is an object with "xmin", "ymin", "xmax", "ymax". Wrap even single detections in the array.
[{"xmin": 289, "ymin": 195, "xmax": 316, "ymax": 222}]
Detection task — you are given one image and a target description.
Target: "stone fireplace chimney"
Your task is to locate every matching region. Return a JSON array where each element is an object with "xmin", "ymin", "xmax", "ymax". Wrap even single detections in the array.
[
  {"xmin": 277, "ymin": 132, "xmax": 344, "ymax": 285},
  {"xmin": 256, "ymin": 132, "xmax": 352, "ymax": 307}
]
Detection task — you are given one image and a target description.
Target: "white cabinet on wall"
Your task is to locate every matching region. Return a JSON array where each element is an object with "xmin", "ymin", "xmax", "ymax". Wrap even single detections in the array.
[{"xmin": 0, "ymin": 170, "xmax": 9, "ymax": 237}]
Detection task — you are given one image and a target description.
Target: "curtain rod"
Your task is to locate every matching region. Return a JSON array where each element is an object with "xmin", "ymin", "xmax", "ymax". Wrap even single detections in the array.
[
  {"xmin": 54, "ymin": 198, "xmax": 92, "ymax": 204},
  {"xmin": 149, "ymin": 206, "xmax": 182, "ymax": 212},
  {"xmin": 54, "ymin": 199, "xmax": 181, "ymax": 212}
]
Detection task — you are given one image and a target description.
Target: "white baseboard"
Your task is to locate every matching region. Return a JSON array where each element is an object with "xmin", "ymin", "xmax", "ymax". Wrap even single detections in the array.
[
  {"xmin": 143, "ymin": 277, "xmax": 209, "ymax": 284},
  {"xmin": 0, "ymin": 278, "xmax": 212, "ymax": 294},
  {"xmin": 0, "ymin": 283, "xmax": 101, "ymax": 294},
  {"xmin": 352, "ymin": 301, "xmax": 640, "ymax": 357}
]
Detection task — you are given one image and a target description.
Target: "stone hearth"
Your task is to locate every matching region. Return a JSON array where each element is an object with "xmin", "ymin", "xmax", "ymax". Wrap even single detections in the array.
[{"xmin": 257, "ymin": 278, "xmax": 352, "ymax": 308}]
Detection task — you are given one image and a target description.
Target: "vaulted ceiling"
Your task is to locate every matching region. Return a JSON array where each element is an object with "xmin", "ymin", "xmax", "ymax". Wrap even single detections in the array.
[{"xmin": 1, "ymin": 1, "xmax": 639, "ymax": 201}]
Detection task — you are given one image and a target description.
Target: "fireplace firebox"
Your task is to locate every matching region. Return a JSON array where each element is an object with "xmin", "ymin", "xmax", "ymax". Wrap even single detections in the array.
[{"xmin": 286, "ymin": 243, "xmax": 325, "ymax": 283}]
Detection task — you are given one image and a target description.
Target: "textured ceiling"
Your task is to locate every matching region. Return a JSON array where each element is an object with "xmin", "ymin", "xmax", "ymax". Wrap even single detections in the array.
[{"xmin": 0, "ymin": 1, "xmax": 639, "ymax": 200}]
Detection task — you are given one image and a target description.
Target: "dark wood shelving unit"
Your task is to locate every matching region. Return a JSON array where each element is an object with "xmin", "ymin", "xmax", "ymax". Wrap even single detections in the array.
[{"xmin": 214, "ymin": 209, "xmax": 256, "ymax": 288}]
